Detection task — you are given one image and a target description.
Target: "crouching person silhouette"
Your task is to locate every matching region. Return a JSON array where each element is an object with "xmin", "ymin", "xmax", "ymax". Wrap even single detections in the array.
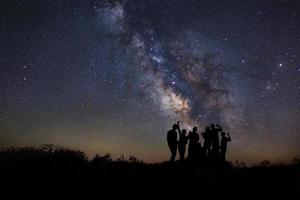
[
  {"xmin": 177, "ymin": 121, "xmax": 188, "ymax": 161},
  {"xmin": 167, "ymin": 123, "xmax": 178, "ymax": 162}
]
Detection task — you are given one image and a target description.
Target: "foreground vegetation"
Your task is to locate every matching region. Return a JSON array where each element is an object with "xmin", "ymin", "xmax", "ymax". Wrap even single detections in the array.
[{"xmin": 0, "ymin": 145, "xmax": 299, "ymax": 196}]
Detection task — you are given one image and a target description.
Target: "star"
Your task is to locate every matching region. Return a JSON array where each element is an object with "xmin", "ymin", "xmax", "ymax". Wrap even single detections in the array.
[{"xmin": 0, "ymin": 0, "xmax": 299, "ymax": 164}]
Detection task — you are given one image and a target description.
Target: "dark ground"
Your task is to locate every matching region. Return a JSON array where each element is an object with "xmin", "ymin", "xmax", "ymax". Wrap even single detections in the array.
[{"xmin": 0, "ymin": 146, "xmax": 299, "ymax": 198}]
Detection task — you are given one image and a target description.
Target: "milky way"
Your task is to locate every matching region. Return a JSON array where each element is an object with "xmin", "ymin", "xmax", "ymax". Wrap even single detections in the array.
[
  {"xmin": 0, "ymin": 0, "xmax": 299, "ymax": 163},
  {"xmin": 95, "ymin": 1, "xmax": 243, "ymax": 131}
]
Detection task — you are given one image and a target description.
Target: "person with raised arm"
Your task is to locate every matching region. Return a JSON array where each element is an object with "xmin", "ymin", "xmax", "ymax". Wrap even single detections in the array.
[
  {"xmin": 177, "ymin": 121, "xmax": 188, "ymax": 161},
  {"xmin": 167, "ymin": 123, "xmax": 179, "ymax": 162}
]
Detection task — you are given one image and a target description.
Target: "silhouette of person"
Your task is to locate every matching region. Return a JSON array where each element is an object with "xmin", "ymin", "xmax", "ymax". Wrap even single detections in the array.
[
  {"xmin": 201, "ymin": 126, "xmax": 211, "ymax": 156},
  {"xmin": 210, "ymin": 124, "xmax": 222, "ymax": 154},
  {"xmin": 220, "ymin": 132, "xmax": 231, "ymax": 161},
  {"xmin": 195, "ymin": 142, "xmax": 206, "ymax": 163},
  {"xmin": 188, "ymin": 127, "xmax": 199, "ymax": 161},
  {"xmin": 177, "ymin": 121, "xmax": 188, "ymax": 161},
  {"xmin": 167, "ymin": 123, "xmax": 178, "ymax": 162}
]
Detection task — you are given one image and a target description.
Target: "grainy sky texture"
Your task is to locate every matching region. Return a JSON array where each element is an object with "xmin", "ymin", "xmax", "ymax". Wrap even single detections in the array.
[{"xmin": 0, "ymin": 0, "xmax": 299, "ymax": 163}]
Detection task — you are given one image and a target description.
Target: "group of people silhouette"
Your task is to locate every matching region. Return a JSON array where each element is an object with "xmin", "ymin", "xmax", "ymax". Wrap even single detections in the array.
[{"xmin": 167, "ymin": 121, "xmax": 231, "ymax": 163}]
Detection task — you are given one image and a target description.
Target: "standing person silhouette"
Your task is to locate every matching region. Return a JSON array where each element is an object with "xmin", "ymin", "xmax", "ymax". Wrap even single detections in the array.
[
  {"xmin": 167, "ymin": 123, "xmax": 178, "ymax": 162},
  {"xmin": 177, "ymin": 121, "xmax": 188, "ymax": 161},
  {"xmin": 210, "ymin": 124, "xmax": 222, "ymax": 154},
  {"xmin": 220, "ymin": 132, "xmax": 231, "ymax": 161},
  {"xmin": 188, "ymin": 127, "xmax": 199, "ymax": 161},
  {"xmin": 201, "ymin": 126, "xmax": 211, "ymax": 156}
]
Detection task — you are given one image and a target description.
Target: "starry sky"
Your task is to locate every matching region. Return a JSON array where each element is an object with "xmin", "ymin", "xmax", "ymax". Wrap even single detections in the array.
[{"xmin": 0, "ymin": 0, "xmax": 299, "ymax": 163}]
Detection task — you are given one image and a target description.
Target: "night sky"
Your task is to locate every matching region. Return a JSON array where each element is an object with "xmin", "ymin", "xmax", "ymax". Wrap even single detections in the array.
[{"xmin": 0, "ymin": 0, "xmax": 299, "ymax": 163}]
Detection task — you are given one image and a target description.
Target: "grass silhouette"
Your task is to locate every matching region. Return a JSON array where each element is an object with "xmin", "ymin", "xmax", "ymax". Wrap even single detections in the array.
[{"xmin": 0, "ymin": 145, "xmax": 299, "ymax": 197}]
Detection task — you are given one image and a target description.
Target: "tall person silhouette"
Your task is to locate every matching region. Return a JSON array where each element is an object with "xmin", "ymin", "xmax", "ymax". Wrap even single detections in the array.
[
  {"xmin": 188, "ymin": 127, "xmax": 199, "ymax": 161},
  {"xmin": 220, "ymin": 132, "xmax": 231, "ymax": 161},
  {"xmin": 201, "ymin": 126, "xmax": 211, "ymax": 156},
  {"xmin": 177, "ymin": 121, "xmax": 188, "ymax": 161},
  {"xmin": 167, "ymin": 123, "xmax": 178, "ymax": 162},
  {"xmin": 210, "ymin": 124, "xmax": 222, "ymax": 154}
]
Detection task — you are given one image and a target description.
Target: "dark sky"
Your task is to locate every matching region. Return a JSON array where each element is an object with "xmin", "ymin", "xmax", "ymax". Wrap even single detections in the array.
[{"xmin": 0, "ymin": 0, "xmax": 299, "ymax": 163}]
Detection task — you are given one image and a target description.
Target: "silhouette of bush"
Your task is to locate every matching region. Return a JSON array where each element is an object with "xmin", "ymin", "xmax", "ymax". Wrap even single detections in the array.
[
  {"xmin": 235, "ymin": 160, "xmax": 247, "ymax": 168},
  {"xmin": 117, "ymin": 154, "xmax": 126, "ymax": 161},
  {"xmin": 92, "ymin": 153, "xmax": 112, "ymax": 162},
  {"xmin": 0, "ymin": 144, "xmax": 299, "ymax": 197},
  {"xmin": 260, "ymin": 160, "xmax": 271, "ymax": 167},
  {"xmin": 0, "ymin": 145, "xmax": 88, "ymax": 178},
  {"xmin": 128, "ymin": 155, "xmax": 143, "ymax": 163},
  {"xmin": 293, "ymin": 158, "xmax": 300, "ymax": 166}
]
